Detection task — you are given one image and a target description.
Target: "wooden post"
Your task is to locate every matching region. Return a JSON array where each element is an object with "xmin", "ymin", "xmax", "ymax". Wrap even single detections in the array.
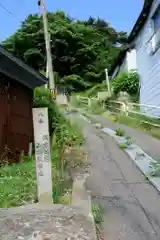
[
  {"xmin": 28, "ymin": 142, "xmax": 33, "ymax": 157},
  {"xmin": 32, "ymin": 108, "xmax": 53, "ymax": 205}
]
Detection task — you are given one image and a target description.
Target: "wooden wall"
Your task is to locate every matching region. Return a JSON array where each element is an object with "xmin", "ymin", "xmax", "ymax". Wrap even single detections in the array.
[{"xmin": 0, "ymin": 73, "xmax": 33, "ymax": 164}]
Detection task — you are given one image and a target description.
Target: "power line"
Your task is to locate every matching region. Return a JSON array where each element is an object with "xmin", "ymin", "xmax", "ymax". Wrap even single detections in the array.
[{"xmin": 0, "ymin": 3, "xmax": 20, "ymax": 22}]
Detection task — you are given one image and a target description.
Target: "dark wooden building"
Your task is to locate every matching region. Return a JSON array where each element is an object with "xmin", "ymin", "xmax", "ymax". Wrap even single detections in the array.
[{"xmin": 0, "ymin": 45, "xmax": 47, "ymax": 163}]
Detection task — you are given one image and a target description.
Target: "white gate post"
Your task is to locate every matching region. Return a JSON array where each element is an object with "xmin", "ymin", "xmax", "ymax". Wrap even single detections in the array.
[
  {"xmin": 97, "ymin": 92, "xmax": 100, "ymax": 100},
  {"xmin": 32, "ymin": 107, "xmax": 53, "ymax": 205},
  {"xmin": 102, "ymin": 101, "xmax": 105, "ymax": 109}
]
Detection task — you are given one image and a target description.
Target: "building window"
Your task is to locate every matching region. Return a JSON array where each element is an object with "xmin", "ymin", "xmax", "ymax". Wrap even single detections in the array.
[
  {"xmin": 153, "ymin": 7, "xmax": 160, "ymax": 32},
  {"xmin": 151, "ymin": 6, "xmax": 160, "ymax": 52}
]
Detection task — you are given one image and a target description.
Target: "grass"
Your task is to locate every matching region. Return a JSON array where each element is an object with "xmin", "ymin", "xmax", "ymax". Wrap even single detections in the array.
[
  {"xmin": 71, "ymin": 95, "xmax": 89, "ymax": 109},
  {"xmin": 72, "ymin": 89, "xmax": 160, "ymax": 140},
  {"xmin": 116, "ymin": 128, "xmax": 125, "ymax": 136},
  {"xmin": 88, "ymin": 103, "xmax": 105, "ymax": 115},
  {"xmin": 150, "ymin": 162, "xmax": 160, "ymax": 177},
  {"xmin": 92, "ymin": 203, "xmax": 104, "ymax": 225},
  {"xmin": 0, "ymin": 117, "xmax": 84, "ymax": 208},
  {"xmin": 0, "ymin": 157, "xmax": 37, "ymax": 207},
  {"xmin": 78, "ymin": 83, "xmax": 106, "ymax": 98},
  {"xmin": 71, "ymin": 94, "xmax": 105, "ymax": 115},
  {"xmin": 103, "ymin": 111, "xmax": 160, "ymax": 139},
  {"xmin": 81, "ymin": 99, "xmax": 105, "ymax": 115},
  {"xmin": 0, "ymin": 147, "xmax": 66, "ymax": 207},
  {"xmin": 119, "ymin": 142, "xmax": 128, "ymax": 149},
  {"xmin": 118, "ymin": 137, "xmax": 133, "ymax": 150}
]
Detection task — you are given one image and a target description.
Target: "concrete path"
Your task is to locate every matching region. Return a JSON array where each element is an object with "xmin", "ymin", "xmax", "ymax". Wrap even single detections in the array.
[
  {"xmin": 0, "ymin": 203, "xmax": 96, "ymax": 239},
  {"xmin": 88, "ymin": 114, "xmax": 160, "ymax": 161},
  {"xmin": 73, "ymin": 114, "xmax": 160, "ymax": 240}
]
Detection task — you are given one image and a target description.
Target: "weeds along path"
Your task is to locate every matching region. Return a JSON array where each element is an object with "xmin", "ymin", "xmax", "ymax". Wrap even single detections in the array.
[
  {"xmin": 70, "ymin": 112, "xmax": 160, "ymax": 240},
  {"xmin": 86, "ymin": 113, "xmax": 160, "ymax": 161}
]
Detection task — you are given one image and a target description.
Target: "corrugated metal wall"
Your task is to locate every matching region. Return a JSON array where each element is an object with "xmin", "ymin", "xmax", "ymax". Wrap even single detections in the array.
[{"xmin": 135, "ymin": 0, "xmax": 160, "ymax": 116}]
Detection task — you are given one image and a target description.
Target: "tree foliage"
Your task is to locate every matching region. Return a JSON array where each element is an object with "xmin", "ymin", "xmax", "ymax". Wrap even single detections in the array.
[
  {"xmin": 112, "ymin": 71, "xmax": 140, "ymax": 95},
  {"xmin": 3, "ymin": 11, "xmax": 127, "ymax": 92}
]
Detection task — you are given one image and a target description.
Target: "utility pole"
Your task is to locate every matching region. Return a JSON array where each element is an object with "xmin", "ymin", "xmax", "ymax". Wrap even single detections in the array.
[
  {"xmin": 38, "ymin": 0, "xmax": 55, "ymax": 93},
  {"xmin": 105, "ymin": 68, "xmax": 111, "ymax": 97},
  {"xmin": 44, "ymin": 61, "xmax": 48, "ymax": 89},
  {"xmin": 46, "ymin": 59, "xmax": 49, "ymax": 78}
]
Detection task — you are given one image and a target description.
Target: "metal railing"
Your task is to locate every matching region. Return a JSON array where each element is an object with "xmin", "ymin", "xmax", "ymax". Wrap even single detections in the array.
[
  {"xmin": 76, "ymin": 95, "xmax": 160, "ymax": 128},
  {"xmin": 76, "ymin": 95, "xmax": 99, "ymax": 107},
  {"xmin": 106, "ymin": 100, "xmax": 160, "ymax": 128},
  {"xmin": 105, "ymin": 100, "xmax": 127, "ymax": 113}
]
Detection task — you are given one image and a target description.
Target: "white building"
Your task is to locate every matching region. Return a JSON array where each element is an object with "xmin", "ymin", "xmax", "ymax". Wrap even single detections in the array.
[{"xmin": 110, "ymin": 0, "xmax": 160, "ymax": 116}]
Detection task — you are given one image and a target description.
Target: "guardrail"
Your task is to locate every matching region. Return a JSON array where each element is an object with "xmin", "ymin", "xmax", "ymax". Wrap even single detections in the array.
[
  {"xmin": 105, "ymin": 100, "xmax": 127, "ymax": 113},
  {"xmin": 76, "ymin": 95, "xmax": 99, "ymax": 107},
  {"xmin": 76, "ymin": 95, "xmax": 160, "ymax": 128},
  {"xmin": 105, "ymin": 100, "xmax": 160, "ymax": 128}
]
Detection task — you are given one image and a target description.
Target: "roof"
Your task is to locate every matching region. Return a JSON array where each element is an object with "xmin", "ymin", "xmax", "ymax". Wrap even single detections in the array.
[
  {"xmin": 109, "ymin": 0, "xmax": 153, "ymax": 76},
  {"xmin": 128, "ymin": 0, "xmax": 153, "ymax": 43},
  {"xmin": 0, "ymin": 45, "xmax": 47, "ymax": 90}
]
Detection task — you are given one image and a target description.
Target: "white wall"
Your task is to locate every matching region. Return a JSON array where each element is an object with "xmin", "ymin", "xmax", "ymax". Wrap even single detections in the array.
[
  {"xmin": 111, "ymin": 49, "xmax": 137, "ymax": 79},
  {"xmin": 119, "ymin": 56, "xmax": 128, "ymax": 72},
  {"xmin": 126, "ymin": 49, "xmax": 137, "ymax": 71},
  {"xmin": 111, "ymin": 55, "xmax": 127, "ymax": 79},
  {"xmin": 135, "ymin": 0, "xmax": 160, "ymax": 116}
]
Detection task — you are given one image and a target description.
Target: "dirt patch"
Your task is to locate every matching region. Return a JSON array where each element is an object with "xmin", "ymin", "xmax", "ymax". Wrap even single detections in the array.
[{"xmin": 58, "ymin": 146, "xmax": 89, "ymax": 204}]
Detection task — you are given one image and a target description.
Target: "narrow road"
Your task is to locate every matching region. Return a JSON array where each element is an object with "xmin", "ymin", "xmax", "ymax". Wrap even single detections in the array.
[
  {"xmin": 87, "ymin": 113, "xmax": 160, "ymax": 160},
  {"xmin": 72, "ymin": 113, "xmax": 160, "ymax": 240}
]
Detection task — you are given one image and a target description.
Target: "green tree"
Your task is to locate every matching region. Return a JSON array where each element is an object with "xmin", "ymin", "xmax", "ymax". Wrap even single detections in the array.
[
  {"xmin": 3, "ymin": 11, "xmax": 127, "ymax": 92},
  {"xmin": 112, "ymin": 71, "xmax": 140, "ymax": 96}
]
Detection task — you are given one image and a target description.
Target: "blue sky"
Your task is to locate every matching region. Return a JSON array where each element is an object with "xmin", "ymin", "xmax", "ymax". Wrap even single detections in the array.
[{"xmin": 0, "ymin": 0, "xmax": 144, "ymax": 41}]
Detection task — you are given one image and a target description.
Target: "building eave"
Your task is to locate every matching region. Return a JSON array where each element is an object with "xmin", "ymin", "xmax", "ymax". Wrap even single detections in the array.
[
  {"xmin": 128, "ymin": 0, "xmax": 153, "ymax": 43},
  {"xmin": 109, "ymin": 0, "xmax": 153, "ymax": 77},
  {"xmin": 0, "ymin": 45, "xmax": 48, "ymax": 90}
]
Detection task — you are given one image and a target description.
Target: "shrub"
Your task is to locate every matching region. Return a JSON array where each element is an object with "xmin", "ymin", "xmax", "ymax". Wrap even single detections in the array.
[
  {"xmin": 34, "ymin": 87, "xmax": 62, "ymax": 135},
  {"xmin": 34, "ymin": 87, "xmax": 83, "ymax": 146},
  {"xmin": 0, "ymin": 87, "xmax": 84, "ymax": 207},
  {"xmin": 89, "ymin": 100, "xmax": 104, "ymax": 114},
  {"xmin": 116, "ymin": 128, "xmax": 125, "ymax": 136},
  {"xmin": 112, "ymin": 71, "xmax": 139, "ymax": 96},
  {"xmin": 84, "ymin": 72, "xmax": 101, "ymax": 83},
  {"xmin": 119, "ymin": 142, "xmax": 128, "ymax": 149},
  {"xmin": 82, "ymin": 83, "xmax": 106, "ymax": 97},
  {"xmin": 60, "ymin": 74, "xmax": 90, "ymax": 92}
]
